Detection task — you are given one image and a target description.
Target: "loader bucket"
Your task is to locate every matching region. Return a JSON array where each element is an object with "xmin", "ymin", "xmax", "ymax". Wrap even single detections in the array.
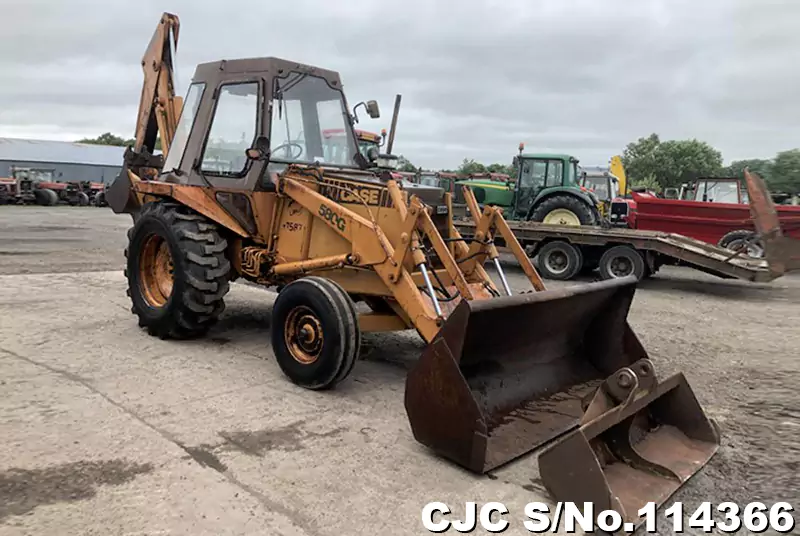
[
  {"xmin": 538, "ymin": 359, "xmax": 720, "ymax": 530},
  {"xmin": 404, "ymin": 276, "xmax": 650, "ymax": 473},
  {"xmin": 106, "ymin": 166, "xmax": 140, "ymax": 215}
]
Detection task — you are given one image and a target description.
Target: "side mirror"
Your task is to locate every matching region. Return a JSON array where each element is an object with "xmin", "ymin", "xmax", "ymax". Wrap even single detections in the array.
[
  {"xmin": 366, "ymin": 100, "xmax": 380, "ymax": 119},
  {"xmin": 246, "ymin": 136, "xmax": 270, "ymax": 161}
]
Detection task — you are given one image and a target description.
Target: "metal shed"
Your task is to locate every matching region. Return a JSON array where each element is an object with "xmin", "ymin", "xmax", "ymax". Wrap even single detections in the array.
[{"xmin": 0, "ymin": 137, "xmax": 125, "ymax": 184}]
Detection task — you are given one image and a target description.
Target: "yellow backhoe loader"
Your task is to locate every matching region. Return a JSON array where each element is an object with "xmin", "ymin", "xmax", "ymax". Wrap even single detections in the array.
[{"xmin": 106, "ymin": 13, "xmax": 721, "ymax": 529}]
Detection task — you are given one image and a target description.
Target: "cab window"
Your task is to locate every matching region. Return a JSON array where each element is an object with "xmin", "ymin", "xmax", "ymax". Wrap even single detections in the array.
[
  {"xmin": 545, "ymin": 160, "xmax": 563, "ymax": 187},
  {"xmin": 520, "ymin": 160, "xmax": 547, "ymax": 189},
  {"xmin": 201, "ymin": 82, "xmax": 259, "ymax": 177}
]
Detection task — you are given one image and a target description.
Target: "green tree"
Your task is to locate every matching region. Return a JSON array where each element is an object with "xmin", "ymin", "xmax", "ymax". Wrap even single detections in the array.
[
  {"xmin": 770, "ymin": 149, "xmax": 800, "ymax": 194},
  {"xmin": 77, "ymin": 132, "xmax": 135, "ymax": 146},
  {"xmin": 76, "ymin": 133, "xmax": 163, "ymax": 151},
  {"xmin": 721, "ymin": 158, "xmax": 772, "ymax": 181},
  {"xmin": 621, "ymin": 133, "xmax": 661, "ymax": 186},
  {"xmin": 397, "ymin": 155, "xmax": 416, "ymax": 172},
  {"xmin": 629, "ymin": 174, "xmax": 661, "ymax": 193},
  {"xmin": 654, "ymin": 139, "xmax": 723, "ymax": 188},
  {"xmin": 486, "ymin": 163, "xmax": 516, "ymax": 178},
  {"xmin": 457, "ymin": 158, "xmax": 487, "ymax": 175},
  {"xmin": 622, "ymin": 134, "xmax": 723, "ymax": 188}
]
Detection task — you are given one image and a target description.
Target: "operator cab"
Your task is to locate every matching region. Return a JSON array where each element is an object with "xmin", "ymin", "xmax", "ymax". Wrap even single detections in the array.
[
  {"xmin": 160, "ymin": 57, "xmax": 379, "ymax": 194},
  {"xmin": 513, "ymin": 153, "xmax": 583, "ymax": 216}
]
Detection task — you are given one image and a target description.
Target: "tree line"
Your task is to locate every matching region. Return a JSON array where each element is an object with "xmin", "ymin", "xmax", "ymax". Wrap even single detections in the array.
[
  {"xmin": 618, "ymin": 133, "xmax": 800, "ymax": 195},
  {"xmin": 78, "ymin": 132, "xmax": 800, "ymax": 195}
]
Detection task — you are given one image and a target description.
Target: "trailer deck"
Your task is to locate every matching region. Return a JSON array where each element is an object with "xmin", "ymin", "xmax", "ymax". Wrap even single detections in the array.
[{"xmin": 453, "ymin": 218, "xmax": 776, "ymax": 282}]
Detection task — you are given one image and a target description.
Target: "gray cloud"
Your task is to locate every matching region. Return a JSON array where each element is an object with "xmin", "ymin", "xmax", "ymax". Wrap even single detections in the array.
[{"xmin": 1, "ymin": 0, "xmax": 798, "ymax": 169}]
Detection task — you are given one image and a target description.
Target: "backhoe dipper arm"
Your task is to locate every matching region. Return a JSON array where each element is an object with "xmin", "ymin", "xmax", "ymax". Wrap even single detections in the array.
[{"xmin": 130, "ymin": 12, "xmax": 181, "ymax": 165}]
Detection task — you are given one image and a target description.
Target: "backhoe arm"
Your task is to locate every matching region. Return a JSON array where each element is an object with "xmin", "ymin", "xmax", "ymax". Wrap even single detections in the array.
[{"xmin": 129, "ymin": 12, "xmax": 182, "ymax": 167}]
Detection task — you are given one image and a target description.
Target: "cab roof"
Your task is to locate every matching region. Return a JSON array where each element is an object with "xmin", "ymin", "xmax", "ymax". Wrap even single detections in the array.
[
  {"xmin": 193, "ymin": 57, "xmax": 344, "ymax": 87},
  {"xmin": 519, "ymin": 153, "xmax": 576, "ymax": 161}
]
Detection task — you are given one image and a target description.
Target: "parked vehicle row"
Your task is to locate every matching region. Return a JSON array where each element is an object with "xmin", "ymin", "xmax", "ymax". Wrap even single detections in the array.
[{"xmin": 0, "ymin": 166, "xmax": 108, "ymax": 207}]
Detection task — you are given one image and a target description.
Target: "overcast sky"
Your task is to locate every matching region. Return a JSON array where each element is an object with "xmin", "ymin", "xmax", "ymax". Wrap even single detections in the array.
[{"xmin": 1, "ymin": 0, "xmax": 798, "ymax": 169}]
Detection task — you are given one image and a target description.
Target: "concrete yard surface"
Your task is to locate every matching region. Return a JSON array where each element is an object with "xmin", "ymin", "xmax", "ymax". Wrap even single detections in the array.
[{"xmin": 1, "ymin": 207, "xmax": 799, "ymax": 535}]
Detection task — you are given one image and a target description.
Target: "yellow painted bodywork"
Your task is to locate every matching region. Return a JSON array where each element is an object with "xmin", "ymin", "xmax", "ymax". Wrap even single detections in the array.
[
  {"xmin": 133, "ymin": 166, "xmax": 544, "ymax": 342},
  {"xmin": 610, "ymin": 155, "xmax": 628, "ymax": 195}
]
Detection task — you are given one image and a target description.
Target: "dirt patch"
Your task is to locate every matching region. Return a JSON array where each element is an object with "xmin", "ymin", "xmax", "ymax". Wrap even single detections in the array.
[
  {"xmin": 219, "ymin": 419, "xmax": 347, "ymax": 456},
  {"xmin": 0, "ymin": 459, "xmax": 154, "ymax": 522}
]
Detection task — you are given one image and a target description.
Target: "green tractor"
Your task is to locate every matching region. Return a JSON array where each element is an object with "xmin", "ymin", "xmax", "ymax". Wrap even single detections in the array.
[{"xmin": 455, "ymin": 144, "xmax": 602, "ymax": 226}]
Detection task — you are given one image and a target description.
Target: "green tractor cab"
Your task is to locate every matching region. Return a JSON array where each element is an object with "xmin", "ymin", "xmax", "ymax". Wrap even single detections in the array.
[{"xmin": 454, "ymin": 144, "xmax": 602, "ymax": 226}]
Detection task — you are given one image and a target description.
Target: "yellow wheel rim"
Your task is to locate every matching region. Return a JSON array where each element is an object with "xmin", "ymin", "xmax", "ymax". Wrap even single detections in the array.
[
  {"xmin": 285, "ymin": 306, "xmax": 324, "ymax": 365},
  {"xmin": 139, "ymin": 234, "xmax": 174, "ymax": 307},
  {"xmin": 543, "ymin": 208, "xmax": 582, "ymax": 226}
]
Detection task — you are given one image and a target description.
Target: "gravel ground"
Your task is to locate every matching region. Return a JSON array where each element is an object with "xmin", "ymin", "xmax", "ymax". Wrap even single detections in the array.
[{"xmin": 0, "ymin": 205, "xmax": 798, "ymax": 535}]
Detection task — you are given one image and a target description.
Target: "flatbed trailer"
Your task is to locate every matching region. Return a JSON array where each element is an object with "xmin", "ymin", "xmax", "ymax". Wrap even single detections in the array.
[{"xmin": 453, "ymin": 218, "xmax": 784, "ymax": 283}]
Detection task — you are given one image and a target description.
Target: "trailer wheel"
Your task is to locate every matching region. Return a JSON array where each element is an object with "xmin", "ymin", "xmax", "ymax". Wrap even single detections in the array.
[
  {"xmin": 718, "ymin": 230, "xmax": 764, "ymax": 258},
  {"xmin": 272, "ymin": 277, "xmax": 360, "ymax": 390},
  {"xmin": 125, "ymin": 201, "xmax": 230, "ymax": 339},
  {"xmin": 534, "ymin": 241, "xmax": 583, "ymax": 280},
  {"xmin": 598, "ymin": 246, "xmax": 645, "ymax": 280},
  {"xmin": 530, "ymin": 195, "xmax": 597, "ymax": 226}
]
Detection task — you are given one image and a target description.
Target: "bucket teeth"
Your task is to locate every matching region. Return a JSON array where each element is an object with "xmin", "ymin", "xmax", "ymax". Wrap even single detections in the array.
[{"xmin": 538, "ymin": 359, "xmax": 721, "ymax": 530}]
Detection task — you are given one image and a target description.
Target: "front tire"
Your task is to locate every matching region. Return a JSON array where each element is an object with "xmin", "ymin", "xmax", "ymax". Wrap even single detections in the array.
[
  {"xmin": 125, "ymin": 201, "xmax": 230, "ymax": 339},
  {"xmin": 271, "ymin": 277, "xmax": 360, "ymax": 390},
  {"xmin": 530, "ymin": 195, "xmax": 597, "ymax": 226}
]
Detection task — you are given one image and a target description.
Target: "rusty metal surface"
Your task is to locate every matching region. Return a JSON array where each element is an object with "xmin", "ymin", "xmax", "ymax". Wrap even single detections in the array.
[
  {"xmin": 404, "ymin": 275, "xmax": 648, "ymax": 473},
  {"xmin": 745, "ymin": 169, "xmax": 800, "ymax": 276},
  {"xmin": 537, "ymin": 359, "xmax": 720, "ymax": 531}
]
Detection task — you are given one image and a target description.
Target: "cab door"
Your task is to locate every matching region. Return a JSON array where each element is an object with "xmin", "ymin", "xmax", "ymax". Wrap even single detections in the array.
[{"xmin": 174, "ymin": 76, "xmax": 269, "ymax": 235}]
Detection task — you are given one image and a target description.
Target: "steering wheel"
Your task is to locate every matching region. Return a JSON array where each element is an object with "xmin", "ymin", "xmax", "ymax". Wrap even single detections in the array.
[{"xmin": 272, "ymin": 142, "xmax": 304, "ymax": 160}]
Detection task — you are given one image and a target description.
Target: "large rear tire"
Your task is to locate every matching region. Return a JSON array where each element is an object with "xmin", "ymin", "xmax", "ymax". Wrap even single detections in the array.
[
  {"xmin": 35, "ymin": 188, "xmax": 58, "ymax": 206},
  {"xmin": 76, "ymin": 192, "xmax": 90, "ymax": 206},
  {"xmin": 124, "ymin": 201, "xmax": 230, "ymax": 339},
  {"xmin": 534, "ymin": 241, "xmax": 583, "ymax": 281},
  {"xmin": 530, "ymin": 195, "xmax": 597, "ymax": 226},
  {"xmin": 271, "ymin": 277, "xmax": 360, "ymax": 390}
]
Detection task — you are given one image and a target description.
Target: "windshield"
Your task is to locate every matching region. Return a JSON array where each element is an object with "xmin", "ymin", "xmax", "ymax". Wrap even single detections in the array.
[
  {"xmin": 271, "ymin": 72, "xmax": 358, "ymax": 167},
  {"xmin": 163, "ymin": 82, "xmax": 205, "ymax": 172},
  {"xmin": 694, "ymin": 180, "xmax": 740, "ymax": 204},
  {"xmin": 419, "ymin": 174, "xmax": 439, "ymax": 187},
  {"xmin": 582, "ymin": 175, "xmax": 610, "ymax": 200}
]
